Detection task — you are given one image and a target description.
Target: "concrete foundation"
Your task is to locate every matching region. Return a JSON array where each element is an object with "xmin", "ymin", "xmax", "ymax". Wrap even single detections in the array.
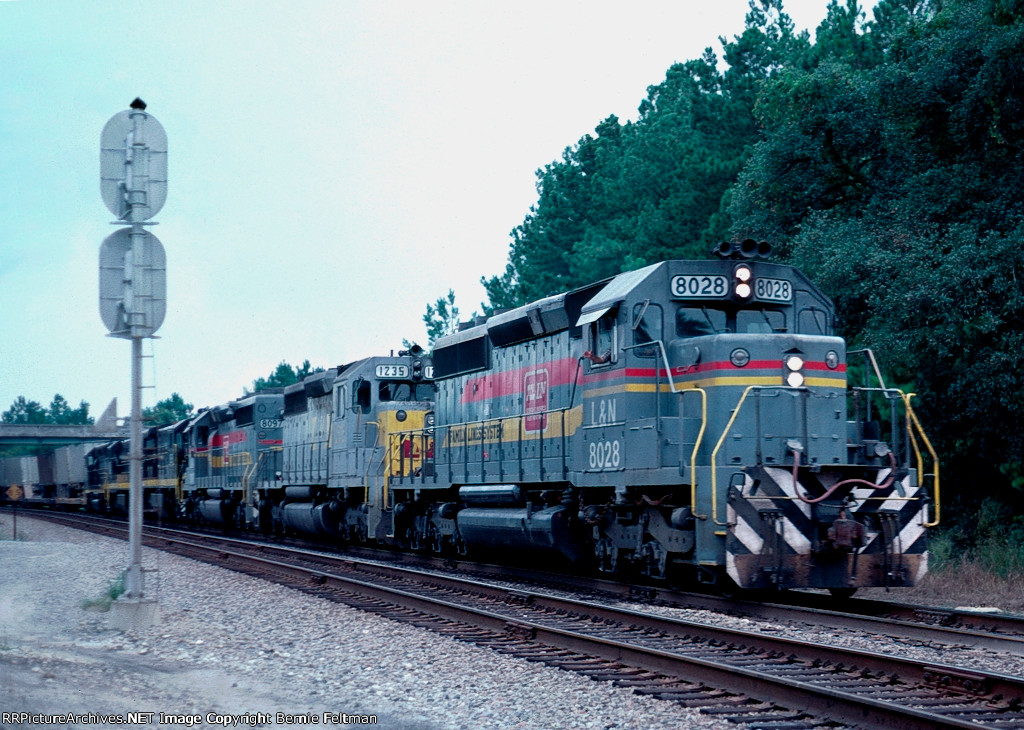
[{"xmin": 108, "ymin": 597, "xmax": 160, "ymax": 631}]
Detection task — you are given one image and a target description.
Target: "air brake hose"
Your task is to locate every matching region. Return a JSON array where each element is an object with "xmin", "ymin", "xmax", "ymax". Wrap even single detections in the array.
[{"xmin": 792, "ymin": 449, "xmax": 897, "ymax": 504}]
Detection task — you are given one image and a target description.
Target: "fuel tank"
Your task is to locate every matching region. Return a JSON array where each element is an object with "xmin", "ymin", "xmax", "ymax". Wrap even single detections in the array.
[
  {"xmin": 456, "ymin": 505, "xmax": 587, "ymax": 562},
  {"xmin": 281, "ymin": 501, "xmax": 343, "ymax": 537}
]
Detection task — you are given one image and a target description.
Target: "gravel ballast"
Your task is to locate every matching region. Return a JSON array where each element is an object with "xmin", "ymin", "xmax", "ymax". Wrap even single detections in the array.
[{"xmin": 0, "ymin": 516, "xmax": 732, "ymax": 730}]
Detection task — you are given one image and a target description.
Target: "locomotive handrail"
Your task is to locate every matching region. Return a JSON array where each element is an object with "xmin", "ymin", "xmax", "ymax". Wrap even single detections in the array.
[
  {"xmin": 711, "ymin": 384, "xmax": 940, "ymax": 529},
  {"xmin": 847, "ymin": 384, "xmax": 940, "ymax": 525},
  {"xmin": 241, "ymin": 451, "xmax": 264, "ymax": 514},
  {"xmin": 364, "ymin": 420, "xmax": 382, "ymax": 508},
  {"xmin": 848, "ymin": 348, "xmax": 889, "ymax": 391},
  {"xmin": 390, "ymin": 406, "xmax": 577, "ymax": 487},
  {"xmin": 682, "ymin": 387, "xmax": 709, "ymax": 521},
  {"xmin": 709, "ymin": 385, "xmax": 762, "ymax": 526},
  {"xmin": 901, "ymin": 392, "xmax": 940, "ymax": 527},
  {"xmin": 623, "ymin": 339, "xmax": 681, "ymax": 393}
]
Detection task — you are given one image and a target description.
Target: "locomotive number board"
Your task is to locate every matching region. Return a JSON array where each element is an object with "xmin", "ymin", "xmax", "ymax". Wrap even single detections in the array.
[
  {"xmin": 670, "ymin": 275, "xmax": 727, "ymax": 298},
  {"xmin": 753, "ymin": 277, "xmax": 793, "ymax": 302},
  {"xmin": 376, "ymin": 364, "xmax": 410, "ymax": 379},
  {"xmin": 670, "ymin": 274, "xmax": 793, "ymax": 302}
]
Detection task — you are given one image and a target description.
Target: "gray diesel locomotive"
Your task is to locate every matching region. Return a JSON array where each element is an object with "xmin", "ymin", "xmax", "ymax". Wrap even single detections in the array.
[
  {"xmin": 385, "ymin": 244, "xmax": 938, "ymax": 594},
  {"xmin": 3, "ymin": 246, "xmax": 937, "ymax": 595}
]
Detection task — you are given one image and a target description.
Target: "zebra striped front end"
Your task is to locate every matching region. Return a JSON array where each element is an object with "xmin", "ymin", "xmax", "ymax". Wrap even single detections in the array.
[{"xmin": 726, "ymin": 464, "xmax": 929, "ymax": 590}]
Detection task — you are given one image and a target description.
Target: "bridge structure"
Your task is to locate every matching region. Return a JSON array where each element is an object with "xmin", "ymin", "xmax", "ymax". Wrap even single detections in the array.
[
  {"xmin": 0, "ymin": 399, "xmax": 127, "ymax": 446},
  {"xmin": 0, "ymin": 423, "xmax": 128, "ymax": 445}
]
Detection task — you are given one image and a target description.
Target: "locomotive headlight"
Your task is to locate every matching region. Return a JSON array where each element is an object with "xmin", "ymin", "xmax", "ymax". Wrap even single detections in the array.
[
  {"xmin": 730, "ymin": 348, "xmax": 751, "ymax": 367},
  {"xmin": 785, "ymin": 355, "xmax": 805, "ymax": 387},
  {"xmin": 825, "ymin": 350, "xmax": 839, "ymax": 369},
  {"xmin": 734, "ymin": 265, "xmax": 753, "ymax": 300}
]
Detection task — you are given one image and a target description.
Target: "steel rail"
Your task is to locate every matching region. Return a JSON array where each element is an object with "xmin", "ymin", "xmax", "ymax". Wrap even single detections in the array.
[
  {"xmin": 14, "ymin": 509, "xmax": 1024, "ymax": 655},
  {"xmin": 15, "ymin": 511, "xmax": 1024, "ymax": 729},
  {"xmin": 97, "ymin": 521, "xmax": 1024, "ymax": 730}
]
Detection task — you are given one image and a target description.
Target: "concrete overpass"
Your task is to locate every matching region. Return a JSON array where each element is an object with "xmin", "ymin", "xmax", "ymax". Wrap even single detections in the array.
[
  {"xmin": 0, "ymin": 399, "xmax": 127, "ymax": 445},
  {"xmin": 0, "ymin": 423, "xmax": 129, "ymax": 445}
]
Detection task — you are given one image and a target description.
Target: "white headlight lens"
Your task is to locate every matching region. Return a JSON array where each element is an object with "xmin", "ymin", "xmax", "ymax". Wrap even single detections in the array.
[
  {"xmin": 785, "ymin": 355, "xmax": 804, "ymax": 371},
  {"xmin": 786, "ymin": 371, "xmax": 805, "ymax": 387},
  {"xmin": 735, "ymin": 265, "xmax": 752, "ymax": 282},
  {"xmin": 735, "ymin": 282, "xmax": 752, "ymax": 298}
]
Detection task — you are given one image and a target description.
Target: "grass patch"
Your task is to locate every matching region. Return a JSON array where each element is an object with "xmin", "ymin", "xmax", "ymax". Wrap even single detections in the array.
[
  {"xmin": 865, "ymin": 529, "xmax": 1024, "ymax": 612},
  {"xmin": 80, "ymin": 572, "xmax": 126, "ymax": 612},
  {"xmin": 896, "ymin": 559, "xmax": 1024, "ymax": 612},
  {"xmin": 880, "ymin": 499, "xmax": 1024, "ymax": 612}
]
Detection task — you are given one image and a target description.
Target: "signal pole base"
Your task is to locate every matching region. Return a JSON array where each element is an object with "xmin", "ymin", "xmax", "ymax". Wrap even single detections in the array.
[{"xmin": 108, "ymin": 597, "xmax": 160, "ymax": 631}]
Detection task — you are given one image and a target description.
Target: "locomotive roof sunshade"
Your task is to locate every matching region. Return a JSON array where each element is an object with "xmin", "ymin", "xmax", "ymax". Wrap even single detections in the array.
[{"xmin": 577, "ymin": 263, "xmax": 661, "ymax": 324}]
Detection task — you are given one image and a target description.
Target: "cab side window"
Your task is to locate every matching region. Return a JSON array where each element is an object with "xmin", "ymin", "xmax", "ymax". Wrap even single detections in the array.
[
  {"xmin": 632, "ymin": 302, "xmax": 663, "ymax": 358},
  {"xmin": 353, "ymin": 379, "xmax": 372, "ymax": 414},
  {"xmin": 586, "ymin": 312, "xmax": 618, "ymax": 366}
]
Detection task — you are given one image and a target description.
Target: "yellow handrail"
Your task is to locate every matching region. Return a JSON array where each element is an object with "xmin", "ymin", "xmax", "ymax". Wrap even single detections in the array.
[
  {"xmin": 901, "ymin": 392, "xmax": 940, "ymax": 527},
  {"xmin": 709, "ymin": 385, "xmax": 759, "ymax": 526},
  {"xmin": 685, "ymin": 388, "xmax": 709, "ymax": 520}
]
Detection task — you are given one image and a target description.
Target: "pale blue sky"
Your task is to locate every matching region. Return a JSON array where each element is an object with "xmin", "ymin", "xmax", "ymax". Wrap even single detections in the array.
[{"xmin": 1, "ymin": 0, "xmax": 837, "ymax": 418}]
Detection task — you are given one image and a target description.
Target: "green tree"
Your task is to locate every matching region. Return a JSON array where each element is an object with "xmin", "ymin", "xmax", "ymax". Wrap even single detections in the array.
[
  {"xmin": 46, "ymin": 394, "xmax": 92, "ymax": 425},
  {"xmin": 423, "ymin": 289, "xmax": 461, "ymax": 346},
  {"xmin": 482, "ymin": 0, "xmax": 810, "ymax": 309},
  {"xmin": 2, "ymin": 395, "xmax": 92, "ymax": 425},
  {"xmin": 727, "ymin": 0, "xmax": 1024, "ymax": 524},
  {"xmin": 143, "ymin": 393, "xmax": 194, "ymax": 426},
  {"xmin": 2, "ymin": 396, "xmax": 49, "ymax": 425},
  {"xmin": 247, "ymin": 360, "xmax": 323, "ymax": 394}
]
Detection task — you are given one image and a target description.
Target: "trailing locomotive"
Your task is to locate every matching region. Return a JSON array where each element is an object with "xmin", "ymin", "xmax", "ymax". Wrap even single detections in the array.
[{"xmin": 1, "ymin": 246, "xmax": 938, "ymax": 595}]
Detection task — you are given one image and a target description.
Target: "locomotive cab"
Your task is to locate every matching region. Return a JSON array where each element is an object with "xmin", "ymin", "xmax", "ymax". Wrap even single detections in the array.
[{"xmin": 266, "ymin": 351, "xmax": 434, "ymax": 544}]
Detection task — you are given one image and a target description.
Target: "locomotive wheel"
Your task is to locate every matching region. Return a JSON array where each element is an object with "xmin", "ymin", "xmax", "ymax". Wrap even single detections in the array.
[{"xmin": 717, "ymin": 574, "xmax": 741, "ymax": 599}]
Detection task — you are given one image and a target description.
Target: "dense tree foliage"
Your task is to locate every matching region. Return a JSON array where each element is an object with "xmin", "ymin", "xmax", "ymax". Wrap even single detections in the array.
[
  {"xmin": 729, "ymin": 0, "xmax": 1024, "ymax": 524},
  {"xmin": 247, "ymin": 360, "xmax": 323, "ymax": 394},
  {"xmin": 2, "ymin": 395, "xmax": 92, "ymax": 426},
  {"xmin": 475, "ymin": 0, "xmax": 1024, "ymax": 536},
  {"xmin": 143, "ymin": 393, "xmax": 194, "ymax": 427},
  {"xmin": 482, "ymin": 0, "xmax": 811, "ymax": 309}
]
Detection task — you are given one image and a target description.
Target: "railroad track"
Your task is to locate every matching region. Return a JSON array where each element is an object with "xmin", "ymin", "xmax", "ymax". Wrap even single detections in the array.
[{"xmin": 19, "ymin": 511, "xmax": 1024, "ymax": 729}]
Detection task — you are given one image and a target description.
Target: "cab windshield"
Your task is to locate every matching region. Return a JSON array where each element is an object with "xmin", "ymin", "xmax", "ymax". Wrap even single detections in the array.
[
  {"xmin": 676, "ymin": 306, "xmax": 787, "ymax": 337},
  {"xmin": 378, "ymin": 382, "xmax": 434, "ymax": 402}
]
